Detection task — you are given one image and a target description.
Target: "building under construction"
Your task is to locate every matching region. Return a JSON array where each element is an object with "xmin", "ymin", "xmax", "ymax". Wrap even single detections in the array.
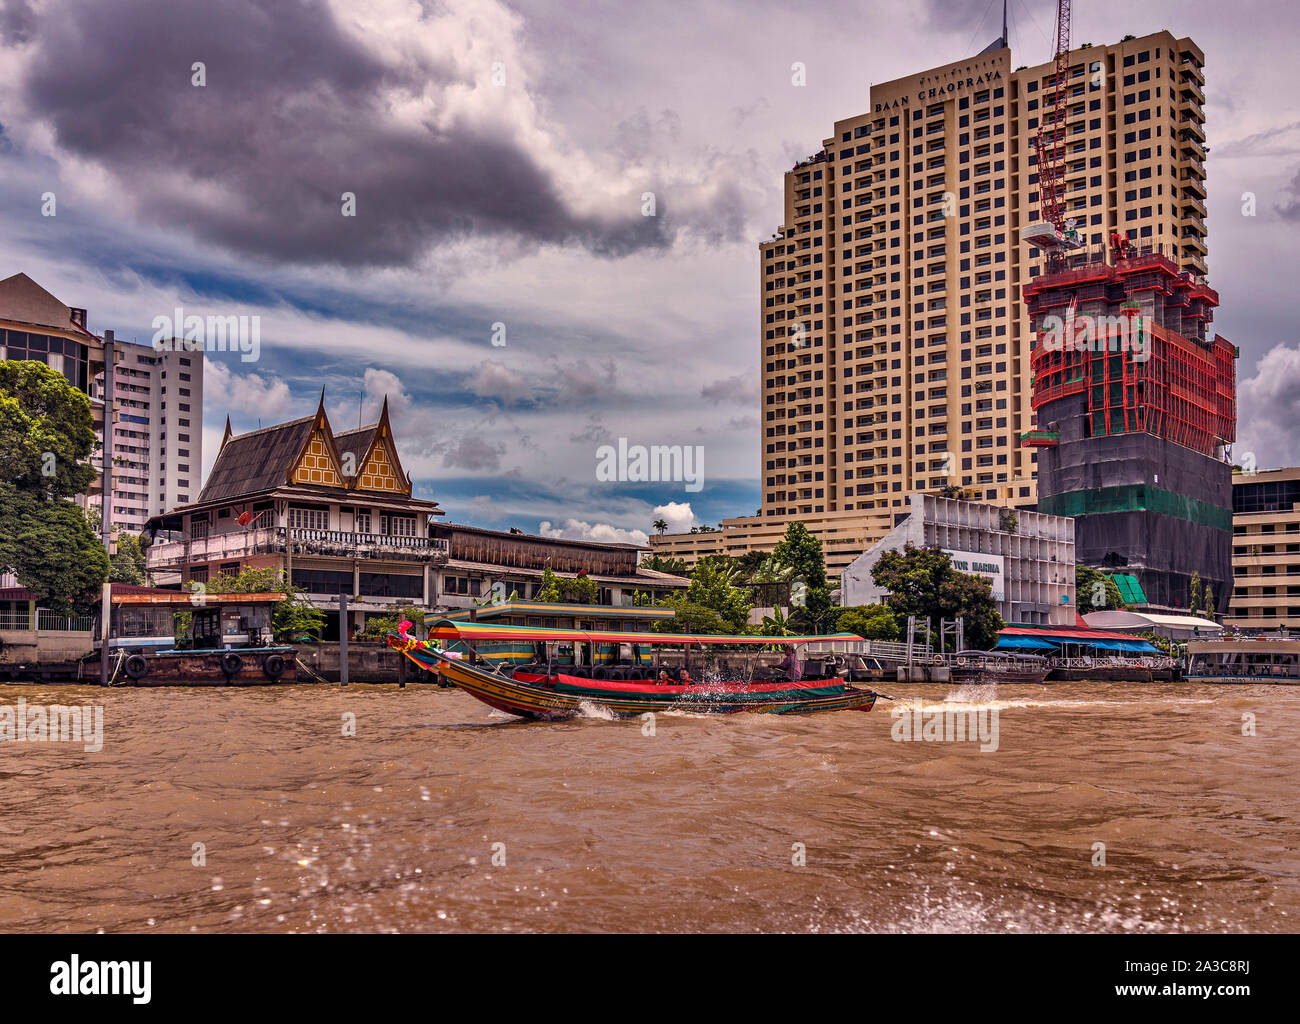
[{"xmin": 1022, "ymin": 242, "xmax": 1236, "ymax": 613}]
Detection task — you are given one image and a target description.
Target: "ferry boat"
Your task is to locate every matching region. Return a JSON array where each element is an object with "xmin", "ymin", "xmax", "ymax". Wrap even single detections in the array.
[
  {"xmin": 1185, "ymin": 635, "xmax": 1300, "ymax": 684},
  {"xmin": 388, "ymin": 620, "xmax": 883, "ymax": 719},
  {"xmin": 81, "ymin": 588, "xmax": 298, "ymax": 686}
]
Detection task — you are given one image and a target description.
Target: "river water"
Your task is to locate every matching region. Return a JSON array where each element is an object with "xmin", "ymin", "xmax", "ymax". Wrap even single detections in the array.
[{"xmin": 1, "ymin": 681, "xmax": 1296, "ymax": 933}]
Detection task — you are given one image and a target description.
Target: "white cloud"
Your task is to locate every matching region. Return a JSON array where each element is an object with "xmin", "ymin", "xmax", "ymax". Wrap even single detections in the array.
[
  {"xmin": 537, "ymin": 518, "xmax": 649, "ymax": 546},
  {"xmin": 203, "ymin": 359, "xmax": 292, "ymax": 420},
  {"xmin": 651, "ymin": 501, "xmax": 696, "ymax": 534}
]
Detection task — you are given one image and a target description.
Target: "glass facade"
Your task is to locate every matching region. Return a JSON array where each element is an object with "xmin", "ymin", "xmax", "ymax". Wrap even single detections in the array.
[{"xmin": 0, "ymin": 329, "xmax": 91, "ymax": 393}]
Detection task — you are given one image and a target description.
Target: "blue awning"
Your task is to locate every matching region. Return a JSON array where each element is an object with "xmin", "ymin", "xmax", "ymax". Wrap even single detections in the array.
[
  {"xmin": 995, "ymin": 636, "xmax": 1059, "ymax": 651},
  {"xmin": 1084, "ymin": 638, "xmax": 1160, "ymax": 653}
]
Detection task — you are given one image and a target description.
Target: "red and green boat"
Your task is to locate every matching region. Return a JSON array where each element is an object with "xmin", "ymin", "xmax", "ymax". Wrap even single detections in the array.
[{"xmin": 387, "ymin": 619, "xmax": 883, "ymax": 720}]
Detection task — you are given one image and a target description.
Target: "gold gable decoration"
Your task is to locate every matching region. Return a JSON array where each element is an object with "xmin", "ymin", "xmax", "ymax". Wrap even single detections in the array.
[
  {"xmin": 293, "ymin": 428, "xmax": 344, "ymax": 487},
  {"xmin": 357, "ymin": 438, "xmax": 405, "ymax": 494},
  {"xmin": 347, "ymin": 397, "xmax": 413, "ymax": 496}
]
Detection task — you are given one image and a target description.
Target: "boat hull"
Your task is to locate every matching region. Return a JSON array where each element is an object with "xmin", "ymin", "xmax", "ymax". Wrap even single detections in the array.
[
  {"xmin": 389, "ymin": 635, "xmax": 878, "ymax": 719},
  {"xmin": 81, "ymin": 646, "xmax": 298, "ymax": 686}
]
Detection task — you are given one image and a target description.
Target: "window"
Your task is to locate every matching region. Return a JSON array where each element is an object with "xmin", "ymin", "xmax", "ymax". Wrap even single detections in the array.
[
  {"xmin": 381, "ymin": 515, "xmax": 416, "ymax": 537},
  {"xmin": 288, "ymin": 507, "xmax": 329, "ymax": 531},
  {"xmin": 442, "ymin": 576, "xmax": 482, "ymax": 597}
]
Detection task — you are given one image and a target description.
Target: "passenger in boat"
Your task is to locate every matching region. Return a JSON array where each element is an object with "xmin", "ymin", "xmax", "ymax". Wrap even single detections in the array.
[
  {"xmin": 677, "ymin": 668, "xmax": 694, "ymax": 685},
  {"xmin": 656, "ymin": 669, "xmax": 672, "ymax": 686}
]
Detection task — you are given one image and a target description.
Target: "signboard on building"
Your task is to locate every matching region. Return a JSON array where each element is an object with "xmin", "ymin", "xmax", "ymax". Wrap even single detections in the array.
[{"xmin": 943, "ymin": 549, "xmax": 1005, "ymax": 601}]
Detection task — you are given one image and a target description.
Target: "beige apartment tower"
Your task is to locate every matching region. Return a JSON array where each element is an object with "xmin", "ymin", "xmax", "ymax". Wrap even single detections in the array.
[
  {"xmin": 653, "ymin": 29, "xmax": 1209, "ymax": 575},
  {"xmin": 1227, "ymin": 468, "xmax": 1300, "ymax": 629}
]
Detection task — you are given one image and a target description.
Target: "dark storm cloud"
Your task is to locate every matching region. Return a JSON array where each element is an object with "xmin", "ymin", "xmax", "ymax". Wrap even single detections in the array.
[
  {"xmin": 0, "ymin": 0, "xmax": 36, "ymax": 44},
  {"xmin": 9, "ymin": 0, "xmax": 668, "ymax": 267}
]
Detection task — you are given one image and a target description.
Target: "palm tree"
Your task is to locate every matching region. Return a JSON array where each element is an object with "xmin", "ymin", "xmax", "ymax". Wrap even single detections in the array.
[{"xmin": 653, "ymin": 518, "xmax": 668, "ymax": 535}]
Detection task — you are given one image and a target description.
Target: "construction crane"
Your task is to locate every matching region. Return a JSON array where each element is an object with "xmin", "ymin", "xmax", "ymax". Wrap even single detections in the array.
[{"xmin": 1022, "ymin": 0, "xmax": 1084, "ymax": 255}]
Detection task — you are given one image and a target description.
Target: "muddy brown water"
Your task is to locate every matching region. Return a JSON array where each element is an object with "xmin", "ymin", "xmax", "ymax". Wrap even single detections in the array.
[{"xmin": 1, "ymin": 681, "xmax": 1296, "ymax": 933}]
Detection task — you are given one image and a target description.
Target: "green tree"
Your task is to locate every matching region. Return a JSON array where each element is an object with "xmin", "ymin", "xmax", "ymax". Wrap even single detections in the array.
[
  {"xmin": 1076, "ymin": 565, "xmax": 1125, "ymax": 614},
  {"xmin": 654, "ymin": 558, "xmax": 752, "ymax": 635},
  {"xmin": 0, "ymin": 360, "xmax": 98, "ymax": 499},
  {"xmin": 538, "ymin": 566, "xmax": 561, "ymax": 602},
  {"xmin": 535, "ymin": 566, "xmax": 598, "ymax": 604},
  {"xmin": 1188, "ymin": 571, "xmax": 1202, "ymax": 613},
  {"xmin": 640, "ymin": 552, "xmax": 690, "ymax": 575},
  {"xmin": 0, "ymin": 490, "xmax": 109, "ymax": 615},
  {"xmin": 870, "ymin": 544, "xmax": 1004, "ymax": 651},
  {"xmin": 358, "ymin": 605, "xmax": 426, "ymax": 639},
  {"xmin": 0, "ymin": 362, "xmax": 107, "ymax": 615},
  {"xmin": 771, "ymin": 521, "xmax": 831, "ymax": 632},
  {"xmin": 1203, "ymin": 582, "xmax": 1214, "ymax": 615},
  {"xmin": 198, "ymin": 566, "xmax": 325, "ymax": 641},
  {"xmin": 834, "ymin": 604, "xmax": 900, "ymax": 641},
  {"xmin": 109, "ymin": 532, "xmax": 147, "ymax": 585},
  {"xmin": 652, "ymin": 518, "xmax": 668, "ymax": 535}
]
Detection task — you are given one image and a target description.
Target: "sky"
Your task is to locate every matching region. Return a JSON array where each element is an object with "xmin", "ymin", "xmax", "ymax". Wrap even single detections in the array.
[{"xmin": 2, "ymin": 0, "xmax": 1299, "ymax": 542}]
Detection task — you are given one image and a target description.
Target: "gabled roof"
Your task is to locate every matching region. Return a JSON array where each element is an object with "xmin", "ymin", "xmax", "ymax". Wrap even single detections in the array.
[
  {"xmin": 194, "ymin": 392, "xmax": 426, "ymax": 507},
  {"xmin": 334, "ymin": 425, "xmax": 377, "ymax": 474},
  {"xmin": 196, "ymin": 414, "xmax": 315, "ymax": 503},
  {"xmin": 335, "ymin": 396, "xmax": 411, "ymax": 495},
  {"xmin": 0, "ymin": 272, "xmax": 97, "ymax": 337}
]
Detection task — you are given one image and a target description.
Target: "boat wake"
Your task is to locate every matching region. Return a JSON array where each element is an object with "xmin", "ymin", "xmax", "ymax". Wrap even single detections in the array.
[
  {"xmin": 946, "ymin": 683, "xmax": 997, "ymax": 704},
  {"xmin": 575, "ymin": 700, "xmax": 617, "ymax": 721}
]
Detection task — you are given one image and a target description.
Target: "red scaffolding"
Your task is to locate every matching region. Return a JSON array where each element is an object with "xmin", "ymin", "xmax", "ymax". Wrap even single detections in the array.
[{"xmin": 1026, "ymin": 257, "xmax": 1236, "ymax": 457}]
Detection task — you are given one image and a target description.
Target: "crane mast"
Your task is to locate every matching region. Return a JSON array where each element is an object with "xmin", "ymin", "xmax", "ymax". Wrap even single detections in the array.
[{"xmin": 1022, "ymin": 0, "xmax": 1084, "ymax": 255}]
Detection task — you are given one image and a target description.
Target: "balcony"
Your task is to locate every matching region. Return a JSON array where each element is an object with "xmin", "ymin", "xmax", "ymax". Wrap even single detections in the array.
[
  {"xmin": 1182, "ymin": 195, "xmax": 1207, "ymax": 220},
  {"xmin": 147, "ymin": 527, "xmax": 450, "ymax": 569},
  {"xmin": 1180, "ymin": 78, "xmax": 1205, "ymax": 105}
]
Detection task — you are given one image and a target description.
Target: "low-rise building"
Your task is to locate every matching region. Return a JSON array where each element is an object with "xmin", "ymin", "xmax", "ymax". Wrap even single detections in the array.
[
  {"xmin": 840, "ymin": 493, "xmax": 1075, "ymax": 626},
  {"xmin": 143, "ymin": 393, "xmax": 448, "ymax": 635},
  {"xmin": 431, "ymin": 523, "xmax": 686, "ymax": 611},
  {"xmin": 143, "ymin": 396, "xmax": 689, "ymax": 635}
]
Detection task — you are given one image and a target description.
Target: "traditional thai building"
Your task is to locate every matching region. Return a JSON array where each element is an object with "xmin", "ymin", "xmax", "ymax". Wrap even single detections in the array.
[
  {"xmin": 143, "ymin": 395, "xmax": 689, "ymax": 635},
  {"xmin": 143, "ymin": 392, "xmax": 448, "ymax": 635}
]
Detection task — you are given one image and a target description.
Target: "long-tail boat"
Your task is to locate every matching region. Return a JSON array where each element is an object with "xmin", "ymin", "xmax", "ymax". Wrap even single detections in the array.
[{"xmin": 387, "ymin": 619, "xmax": 883, "ymax": 720}]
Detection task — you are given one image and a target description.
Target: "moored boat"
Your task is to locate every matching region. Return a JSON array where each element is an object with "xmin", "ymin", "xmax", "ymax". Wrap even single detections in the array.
[
  {"xmin": 81, "ymin": 588, "xmax": 298, "ymax": 686},
  {"xmin": 388, "ymin": 620, "xmax": 882, "ymax": 719},
  {"xmin": 1186, "ymin": 635, "xmax": 1300, "ymax": 684},
  {"xmin": 947, "ymin": 650, "xmax": 1051, "ymax": 685}
]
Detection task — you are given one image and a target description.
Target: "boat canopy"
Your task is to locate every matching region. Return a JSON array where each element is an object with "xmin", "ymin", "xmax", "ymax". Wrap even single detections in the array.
[{"xmin": 423, "ymin": 618, "xmax": 861, "ymax": 648}]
